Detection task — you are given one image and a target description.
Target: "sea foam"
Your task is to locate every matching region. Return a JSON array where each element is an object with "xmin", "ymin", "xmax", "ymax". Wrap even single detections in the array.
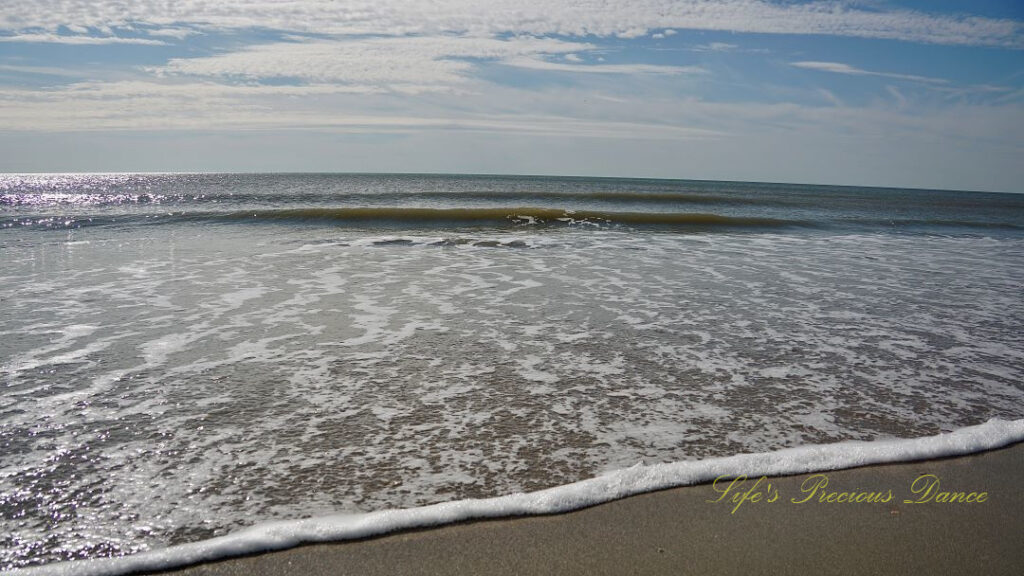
[{"xmin": 16, "ymin": 418, "xmax": 1023, "ymax": 576}]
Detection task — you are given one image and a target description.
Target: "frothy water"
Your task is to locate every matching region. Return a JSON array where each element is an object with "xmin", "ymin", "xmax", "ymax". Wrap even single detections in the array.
[{"xmin": 1, "ymin": 174, "xmax": 1022, "ymax": 570}]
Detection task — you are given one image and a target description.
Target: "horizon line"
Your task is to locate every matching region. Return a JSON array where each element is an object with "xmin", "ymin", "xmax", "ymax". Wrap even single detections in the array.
[{"xmin": 1, "ymin": 170, "xmax": 1018, "ymax": 196}]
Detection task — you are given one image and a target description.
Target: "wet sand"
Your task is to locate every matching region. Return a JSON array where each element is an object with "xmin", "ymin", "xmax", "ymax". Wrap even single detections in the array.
[{"xmin": 159, "ymin": 442, "xmax": 1022, "ymax": 576}]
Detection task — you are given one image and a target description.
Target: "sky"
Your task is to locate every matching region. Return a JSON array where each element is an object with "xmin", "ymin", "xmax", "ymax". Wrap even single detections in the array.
[{"xmin": 0, "ymin": 1, "xmax": 1021, "ymax": 192}]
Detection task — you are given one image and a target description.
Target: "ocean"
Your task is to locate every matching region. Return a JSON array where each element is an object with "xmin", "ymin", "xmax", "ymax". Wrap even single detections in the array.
[{"xmin": 2, "ymin": 173, "xmax": 1023, "ymax": 573}]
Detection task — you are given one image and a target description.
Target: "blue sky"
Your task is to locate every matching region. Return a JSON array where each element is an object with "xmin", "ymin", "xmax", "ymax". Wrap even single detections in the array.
[{"xmin": 0, "ymin": 1, "xmax": 1021, "ymax": 191}]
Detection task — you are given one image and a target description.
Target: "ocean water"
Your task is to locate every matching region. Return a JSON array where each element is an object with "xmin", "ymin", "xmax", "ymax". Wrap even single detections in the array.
[{"xmin": 2, "ymin": 173, "xmax": 1023, "ymax": 571}]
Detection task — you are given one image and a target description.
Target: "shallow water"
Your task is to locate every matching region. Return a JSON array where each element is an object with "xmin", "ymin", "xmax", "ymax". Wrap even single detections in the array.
[{"xmin": 2, "ymin": 174, "xmax": 1023, "ymax": 569}]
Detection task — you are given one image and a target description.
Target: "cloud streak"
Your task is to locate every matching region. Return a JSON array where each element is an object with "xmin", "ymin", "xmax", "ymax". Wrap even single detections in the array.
[
  {"xmin": 0, "ymin": 33, "xmax": 167, "ymax": 45},
  {"xmin": 154, "ymin": 36, "xmax": 594, "ymax": 90},
  {"xmin": 0, "ymin": 79, "xmax": 726, "ymax": 140},
  {"xmin": 791, "ymin": 61, "xmax": 949, "ymax": 85},
  {"xmin": 502, "ymin": 57, "xmax": 704, "ymax": 75}
]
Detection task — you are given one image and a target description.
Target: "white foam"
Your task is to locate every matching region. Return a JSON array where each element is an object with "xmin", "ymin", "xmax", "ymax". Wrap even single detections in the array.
[
  {"xmin": 5, "ymin": 229, "xmax": 1024, "ymax": 570},
  {"xmin": 17, "ymin": 419, "xmax": 1023, "ymax": 576},
  {"xmin": 0, "ymin": 324, "xmax": 101, "ymax": 376},
  {"xmin": 515, "ymin": 354, "xmax": 559, "ymax": 384},
  {"xmin": 139, "ymin": 332, "xmax": 193, "ymax": 367}
]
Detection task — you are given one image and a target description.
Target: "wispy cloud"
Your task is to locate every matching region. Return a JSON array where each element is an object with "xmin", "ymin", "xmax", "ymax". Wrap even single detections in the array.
[
  {"xmin": 502, "ymin": 57, "xmax": 704, "ymax": 75},
  {"xmin": 153, "ymin": 36, "xmax": 595, "ymax": 91},
  {"xmin": 146, "ymin": 28, "xmax": 199, "ymax": 40},
  {"xmin": 0, "ymin": 64, "xmax": 86, "ymax": 77},
  {"xmin": 691, "ymin": 42, "xmax": 738, "ymax": 52},
  {"xmin": 791, "ymin": 61, "xmax": 948, "ymax": 85},
  {"xmin": 885, "ymin": 85, "xmax": 908, "ymax": 108},
  {"xmin": 0, "ymin": 33, "xmax": 167, "ymax": 46},
  {"xmin": 817, "ymin": 88, "xmax": 844, "ymax": 107},
  {"xmin": 0, "ymin": 79, "xmax": 725, "ymax": 140}
]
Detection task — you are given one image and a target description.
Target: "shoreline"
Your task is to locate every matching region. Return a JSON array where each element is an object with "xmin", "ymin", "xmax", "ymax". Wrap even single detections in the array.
[{"xmin": 152, "ymin": 441, "xmax": 1024, "ymax": 576}]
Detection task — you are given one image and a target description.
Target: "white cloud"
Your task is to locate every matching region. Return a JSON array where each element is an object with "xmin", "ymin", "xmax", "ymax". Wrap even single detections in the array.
[
  {"xmin": 154, "ymin": 36, "xmax": 594, "ymax": 89},
  {"xmin": 692, "ymin": 42, "xmax": 739, "ymax": 52},
  {"xmin": 146, "ymin": 28, "xmax": 199, "ymax": 40},
  {"xmin": 791, "ymin": 61, "xmax": 948, "ymax": 84},
  {"xmin": 0, "ymin": 64, "xmax": 85, "ymax": 77},
  {"xmin": 652, "ymin": 27, "xmax": 680, "ymax": 39},
  {"xmin": 0, "ymin": 33, "xmax": 167, "ymax": 45},
  {"xmin": 0, "ymin": 79, "xmax": 725, "ymax": 140},
  {"xmin": 503, "ymin": 57, "xmax": 705, "ymax": 75},
  {"xmin": 0, "ymin": 1, "xmax": 1019, "ymax": 47},
  {"xmin": 0, "ymin": 80, "xmax": 383, "ymax": 131}
]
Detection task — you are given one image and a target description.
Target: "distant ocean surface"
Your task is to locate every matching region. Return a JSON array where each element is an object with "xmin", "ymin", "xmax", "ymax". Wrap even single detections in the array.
[{"xmin": 2, "ymin": 173, "xmax": 1023, "ymax": 571}]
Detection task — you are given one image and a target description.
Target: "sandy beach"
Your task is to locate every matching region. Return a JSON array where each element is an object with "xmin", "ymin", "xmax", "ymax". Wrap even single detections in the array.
[{"xmin": 153, "ymin": 442, "xmax": 1023, "ymax": 576}]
